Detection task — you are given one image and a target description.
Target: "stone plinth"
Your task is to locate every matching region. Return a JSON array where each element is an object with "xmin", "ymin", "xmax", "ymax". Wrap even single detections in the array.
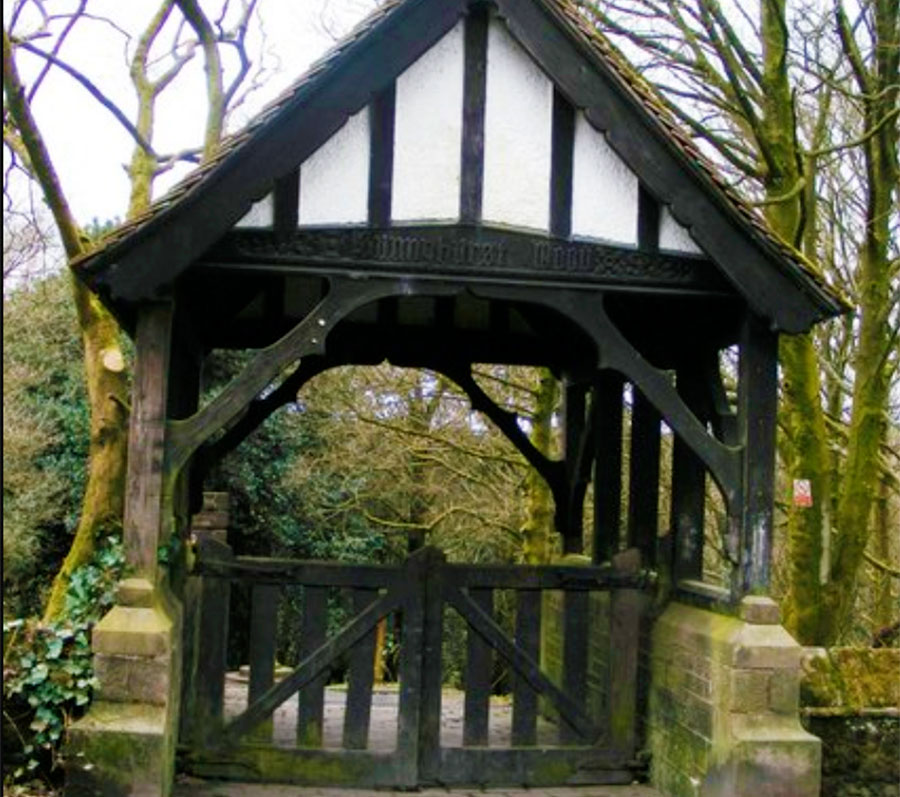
[{"xmin": 647, "ymin": 598, "xmax": 820, "ymax": 797}]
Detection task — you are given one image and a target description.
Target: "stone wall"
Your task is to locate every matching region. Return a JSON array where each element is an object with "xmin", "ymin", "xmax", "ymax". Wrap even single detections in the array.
[{"xmin": 647, "ymin": 597, "xmax": 820, "ymax": 797}]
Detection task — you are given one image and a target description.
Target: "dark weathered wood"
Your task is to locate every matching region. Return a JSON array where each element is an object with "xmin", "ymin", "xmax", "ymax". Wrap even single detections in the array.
[
  {"xmin": 167, "ymin": 277, "xmax": 424, "ymax": 471},
  {"xmin": 475, "ymin": 285, "xmax": 741, "ymax": 503},
  {"xmin": 608, "ymin": 550, "xmax": 643, "ymax": 758},
  {"xmin": 417, "ymin": 549, "xmax": 445, "ymax": 780},
  {"xmin": 393, "ymin": 548, "xmax": 431, "ymax": 787},
  {"xmin": 738, "ymin": 312, "xmax": 778, "ymax": 593},
  {"xmin": 274, "ymin": 168, "xmax": 299, "ymax": 232},
  {"xmin": 222, "ymin": 588, "xmax": 400, "ymax": 745},
  {"xmin": 436, "ymin": 747, "xmax": 634, "ymax": 787},
  {"xmin": 671, "ymin": 368, "xmax": 708, "ymax": 583},
  {"xmin": 511, "ymin": 589, "xmax": 541, "ymax": 746},
  {"xmin": 124, "ymin": 301, "xmax": 175, "ymax": 579},
  {"xmin": 343, "ymin": 588, "xmax": 379, "ymax": 750},
  {"xmin": 440, "ymin": 562, "xmax": 647, "ymax": 590},
  {"xmin": 637, "ymin": 185, "xmax": 660, "ymax": 253},
  {"xmin": 550, "ymin": 89, "xmax": 575, "ymax": 239},
  {"xmin": 248, "ymin": 584, "xmax": 279, "ymax": 741},
  {"xmin": 560, "ymin": 589, "xmax": 590, "ymax": 744},
  {"xmin": 444, "ymin": 363, "xmax": 565, "ymax": 499},
  {"xmin": 463, "ymin": 588, "xmax": 494, "ymax": 746},
  {"xmin": 368, "ymin": 83, "xmax": 396, "ymax": 227},
  {"xmin": 626, "ymin": 388, "xmax": 661, "ymax": 563},
  {"xmin": 208, "ymin": 226, "xmax": 725, "ymax": 292},
  {"xmin": 185, "ymin": 747, "xmax": 405, "ymax": 787},
  {"xmin": 444, "ymin": 584, "xmax": 598, "ymax": 742},
  {"xmin": 194, "ymin": 554, "xmax": 401, "ymax": 589},
  {"xmin": 592, "ymin": 371, "xmax": 624, "ymax": 563},
  {"xmin": 297, "ymin": 585, "xmax": 328, "ymax": 747},
  {"xmin": 185, "ymin": 536, "xmax": 232, "ymax": 745},
  {"xmin": 562, "ymin": 379, "xmax": 588, "ymax": 551},
  {"xmin": 460, "ymin": 3, "xmax": 488, "ymax": 223}
]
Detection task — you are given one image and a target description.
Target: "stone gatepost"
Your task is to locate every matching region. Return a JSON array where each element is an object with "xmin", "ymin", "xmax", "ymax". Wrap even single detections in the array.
[
  {"xmin": 647, "ymin": 596, "xmax": 820, "ymax": 797},
  {"xmin": 66, "ymin": 577, "xmax": 181, "ymax": 796}
]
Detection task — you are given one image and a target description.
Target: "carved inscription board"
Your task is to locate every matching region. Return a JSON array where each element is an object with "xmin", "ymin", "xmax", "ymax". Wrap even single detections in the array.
[{"xmin": 208, "ymin": 226, "xmax": 726, "ymax": 290}]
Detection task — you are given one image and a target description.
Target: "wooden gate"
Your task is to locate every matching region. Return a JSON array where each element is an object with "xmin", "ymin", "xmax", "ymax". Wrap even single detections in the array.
[{"xmin": 181, "ymin": 545, "xmax": 649, "ymax": 787}]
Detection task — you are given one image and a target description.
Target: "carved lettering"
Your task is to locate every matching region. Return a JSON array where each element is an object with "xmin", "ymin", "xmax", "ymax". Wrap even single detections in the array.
[{"xmin": 224, "ymin": 227, "xmax": 715, "ymax": 289}]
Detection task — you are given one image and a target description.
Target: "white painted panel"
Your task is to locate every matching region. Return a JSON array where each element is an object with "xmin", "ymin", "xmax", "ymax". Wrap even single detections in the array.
[
  {"xmin": 571, "ymin": 113, "xmax": 638, "ymax": 245},
  {"xmin": 234, "ymin": 193, "xmax": 274, "ymax": 228},
  {"xmin": 392, "ymin": 21, "xmax": 464, "ymax": 222},
  {"xmin": 299, "ymin": 107, "xmax": 369, "ymax": 225},
  {"xmin": 482, "ymin": 20, "xmax": 552, "ymax": 231},
  {"xmin": 660, "ymin": 206, "xmax": 703, "ymax": 254}
]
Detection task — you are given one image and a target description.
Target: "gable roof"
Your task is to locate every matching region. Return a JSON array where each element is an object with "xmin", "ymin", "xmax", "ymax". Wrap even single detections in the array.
[{"xmin": 71, "ymin": 0, "xmax": 848, "ymax": 334}]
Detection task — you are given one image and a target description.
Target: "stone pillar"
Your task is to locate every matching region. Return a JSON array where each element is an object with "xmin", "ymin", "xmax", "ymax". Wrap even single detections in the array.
[
  {"xmin": 66, "ymin": 579, "xmax": 181, "ymax": 796},
  {"xmin": 648, "ymin": 597, "xmax": 820, "ymax": 797}
]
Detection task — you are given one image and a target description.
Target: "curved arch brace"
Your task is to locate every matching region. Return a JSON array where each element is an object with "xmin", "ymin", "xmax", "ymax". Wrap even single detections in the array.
[
  {"xmin": 166, "ymin": 275, "xmax": 461, "ymax": 472},
  {"xmin": 470, "ymin": 285, "xmax": 742, "ymax": 506}
]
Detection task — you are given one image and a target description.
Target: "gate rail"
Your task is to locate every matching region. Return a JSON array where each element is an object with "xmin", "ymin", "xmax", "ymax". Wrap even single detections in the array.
[{"xmin": 181, "ymin": 544, "xmax": 653, "ymax": 787}]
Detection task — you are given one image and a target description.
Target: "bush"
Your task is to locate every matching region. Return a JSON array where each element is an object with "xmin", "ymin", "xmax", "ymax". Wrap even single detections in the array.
[{"xmin": 2, "ymin": 536, "xmax": 124, "ymax": 789}]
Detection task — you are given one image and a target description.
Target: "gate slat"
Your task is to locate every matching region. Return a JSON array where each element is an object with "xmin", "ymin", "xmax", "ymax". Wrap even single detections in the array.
[
  {"xmin": 343, "ymin": 588, "xmax": 379, "ymax": 750},
  {"xmin": 248, "ymin": 584, "xmax": 279, "ymax": 741},
  {"xmin": 222, "ymin": 588, "xmax": 400, "ymax": 745},
  {"xmin": 511, "ymin": 589, "xmax": 540, "ymax": 745},
  {"xmin": 418, "ymin": 549, "xmax": 445, "ymax": 780},
  {"xmin": 444, "ymin": 583, "xmax": 598, "ymax": 742},
  {"xmin": 463, "ymin": 588, "xmax": 494, "ymax": 746},
  {"xmin": 560, "ymin": 589, "xmax": 589, "ymax": 744},
  {"xmin": 394, "ymin": 548, "xmax": 431, "ymax": 787},
  {"xmin": 298, "ymin": 585, "xmax": 328, "ymax": 746}
]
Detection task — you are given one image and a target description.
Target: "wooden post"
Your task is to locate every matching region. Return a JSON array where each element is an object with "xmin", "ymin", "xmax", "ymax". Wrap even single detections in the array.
[
  {"xmin": 627, "ymin": 389, "xmax": 661, "ymax": 565},
  {"xmin": 608, "ymin": 549, "xmax": 642, "ymax": 758},
  {"xmin": 738, "ymin": 313, "xmax": 778, "ymax": 594},
  {"xmin": 593, "ymin": 371, "xmax": 624, "ymax": 563},
  {"xmin": 563, "ymin": 379, "xmax": 588, "ymax": 553},
  {"xmin": 670, "ymin": 368, "xmax": 707, "ymax": 583},
  {"xmin": 123, "ymin": 301, "xmax": 175, "ymax": 582}
]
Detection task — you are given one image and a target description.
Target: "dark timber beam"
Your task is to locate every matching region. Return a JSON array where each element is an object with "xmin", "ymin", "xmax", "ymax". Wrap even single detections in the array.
[
  {"xmin": 561, "ymin": 378, "xmax": 589, "ymax": 553},
  {"xmin": 670, "ymin": 367, "xmax": 709, "ymax": 583},
  {"xmin": 550, "ymin": 89, "xmax": 575, "ymax": 238},
  {"xmin": 368, "ymin": 83, "xmax": 396, "ymax": 227},
  {"xmin": 593, "ymin": 371, "xmax": 624, "ymax": 563},
  {"xmin": 124, "ymin": 301, "xmax": 175, "ymax": 580},
  {"xmin": 626, "ymin": 388, "xmax": 661, "ymax": 565},
  {"xmin": 167, "ymin": 277, "xmax": 460, "ymax": 473},
  {"xmin": 738, "ymin": 312, "xmax": 778, "ymax": 593},
  {"xmin": 460, "ymin": 3, "xmax": 488, "ymax": 223}
]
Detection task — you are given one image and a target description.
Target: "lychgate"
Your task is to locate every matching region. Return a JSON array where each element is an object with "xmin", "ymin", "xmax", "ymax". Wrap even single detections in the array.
[{"xmin": 67, "ymin": 1, "xmax": 845, "ymax": 795}]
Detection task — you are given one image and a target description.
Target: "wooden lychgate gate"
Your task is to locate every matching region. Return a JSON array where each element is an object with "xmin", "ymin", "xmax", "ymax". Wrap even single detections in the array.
[{"xmin": 182, "ymin": 545, "xmax": 650, "ymax": 787}]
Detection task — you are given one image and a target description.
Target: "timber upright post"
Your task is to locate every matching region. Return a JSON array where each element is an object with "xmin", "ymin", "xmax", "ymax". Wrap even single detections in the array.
[{"xmin": 67, "ymin": 302, "xmax": 184, "ymax": 797}]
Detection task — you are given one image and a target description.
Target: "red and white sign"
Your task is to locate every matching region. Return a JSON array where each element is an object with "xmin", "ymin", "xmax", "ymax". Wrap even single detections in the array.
[{"xmin": 793, "ymin": 479, "xmax": 813, "ymax": 507}]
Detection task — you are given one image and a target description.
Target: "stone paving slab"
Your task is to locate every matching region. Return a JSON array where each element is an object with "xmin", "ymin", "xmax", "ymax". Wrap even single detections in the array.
[{"xmin": 173, "ymin": 780, "xmax": 661, "ymax": 797}]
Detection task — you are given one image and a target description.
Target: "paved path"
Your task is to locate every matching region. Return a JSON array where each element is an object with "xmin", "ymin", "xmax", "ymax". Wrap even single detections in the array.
[
  {"xmin": 174, "ymin": 783, "xmax": 661, "ymax": 797},
  {"xmin": 176, "ymin": 676, "xmax": 662, "ymax": 796}
]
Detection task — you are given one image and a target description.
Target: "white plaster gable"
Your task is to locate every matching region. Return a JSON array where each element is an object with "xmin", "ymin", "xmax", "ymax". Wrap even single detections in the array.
[
  {"xmin": 571, "ymin": 112, "xmax": 638, "ymax": 245},
  {"xmin": 482, "ymin": 18, "xmax": 553, "ymax": 232},
  {"xmin": 299, "ymin": 106, "xmax": 370, "ymax": 226},
  {"xmin": 660, "ymin": 206, "xmax": 703, "ymax": 255},
  {"xmin": 392, "ymin": 21, "xmax": 465, "ymax": 223}
]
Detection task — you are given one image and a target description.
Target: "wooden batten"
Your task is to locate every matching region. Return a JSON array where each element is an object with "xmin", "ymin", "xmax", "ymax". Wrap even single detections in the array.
[{"xmin": 459, "ymin": 3, "xmax": 488, "ymax": 223}]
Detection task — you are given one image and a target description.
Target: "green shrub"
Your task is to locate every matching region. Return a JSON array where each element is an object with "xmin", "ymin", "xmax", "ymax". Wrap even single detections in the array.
[{"xmin": 2, "ymin": 536, "xmax": 124, "ymax": 788}]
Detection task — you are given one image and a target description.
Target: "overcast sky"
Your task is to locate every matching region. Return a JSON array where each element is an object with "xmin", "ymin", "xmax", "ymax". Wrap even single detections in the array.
[{"xmin": 4, "ymin": 1, "xmax": 377, "ymax": 227}]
